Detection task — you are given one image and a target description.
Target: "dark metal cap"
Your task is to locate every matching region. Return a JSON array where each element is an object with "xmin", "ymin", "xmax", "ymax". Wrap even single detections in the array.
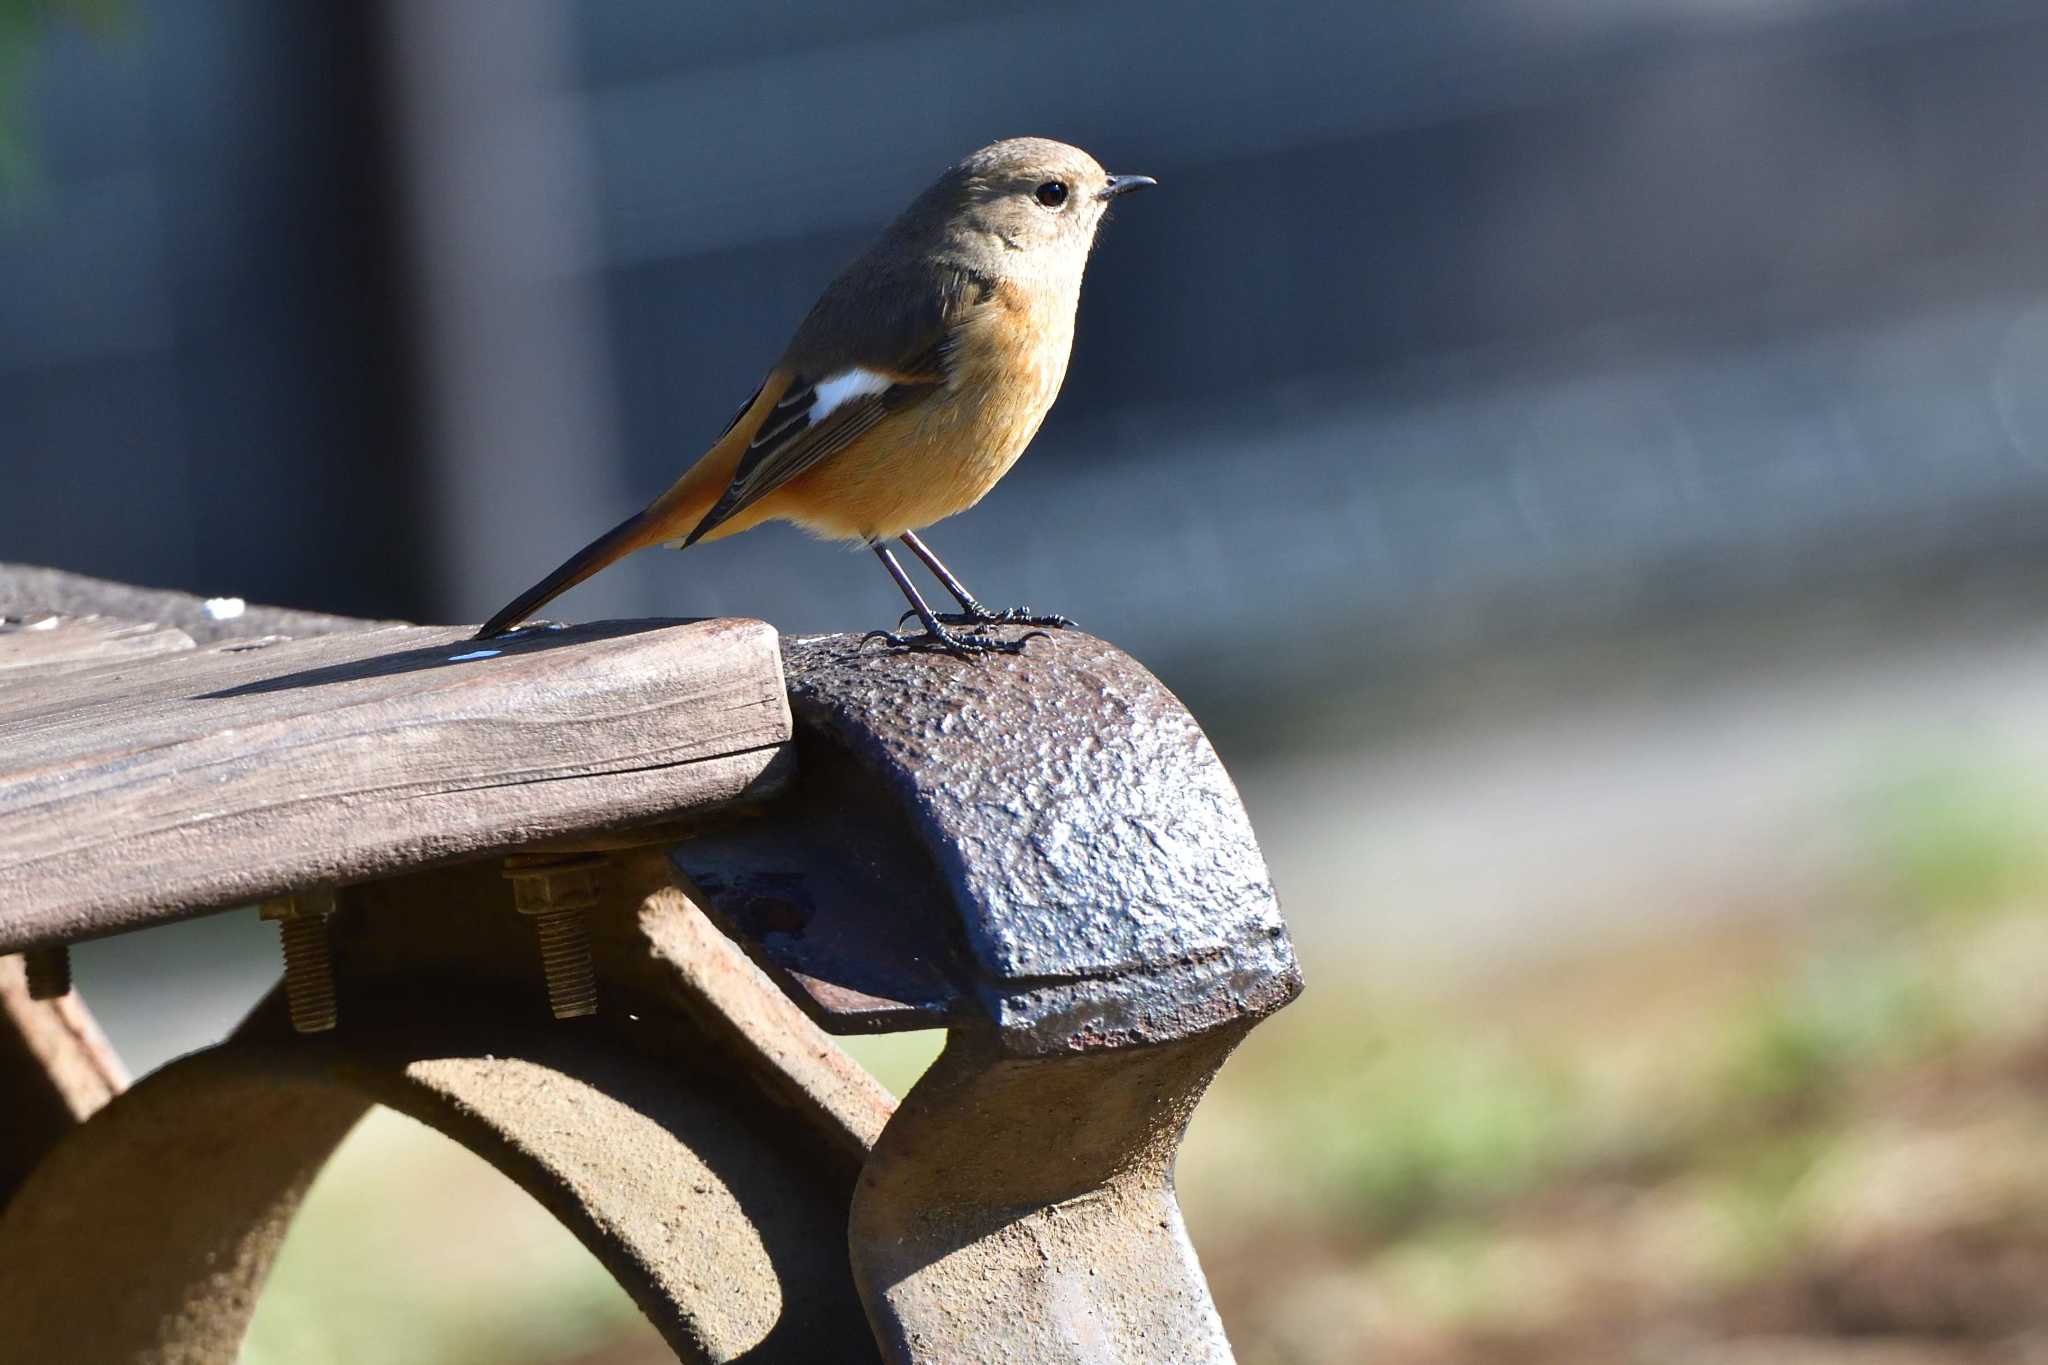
[{"xmin": 675, "ymin": 630, "xmax": 1301, "ymax": 1057}]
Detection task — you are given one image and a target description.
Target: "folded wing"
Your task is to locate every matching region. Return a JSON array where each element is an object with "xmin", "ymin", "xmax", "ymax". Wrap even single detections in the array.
[{"xmin": 681, "ymin": 263, "xmax": 997, "ymax": 546}]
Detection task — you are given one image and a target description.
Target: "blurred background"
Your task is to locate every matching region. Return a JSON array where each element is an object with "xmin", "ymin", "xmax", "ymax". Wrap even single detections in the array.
[{"xmin": 12, "ymin": 0, "xmax": 2048, "ymax": 1360}]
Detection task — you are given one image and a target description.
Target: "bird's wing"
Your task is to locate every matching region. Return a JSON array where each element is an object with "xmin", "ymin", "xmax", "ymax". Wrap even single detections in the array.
[{"xmin": 682, "ymin": 264, "xmax": 994, "ymax": 546}]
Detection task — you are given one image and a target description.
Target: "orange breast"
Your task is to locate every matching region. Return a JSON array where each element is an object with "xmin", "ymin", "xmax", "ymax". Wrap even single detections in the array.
[{"xmin": 764, "ymin": 280, "xmax": 1078, "ymax": 543}]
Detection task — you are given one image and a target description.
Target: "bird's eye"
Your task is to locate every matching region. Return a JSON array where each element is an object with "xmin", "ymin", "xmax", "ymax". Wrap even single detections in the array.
[{"xmin": 1034, "ymin": 180, "xmax": 1069, "ymax": 209}]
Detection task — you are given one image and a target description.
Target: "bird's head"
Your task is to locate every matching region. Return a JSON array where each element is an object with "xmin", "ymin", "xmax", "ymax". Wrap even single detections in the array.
[{"xmin": 932, "ymin": 137, "xmax": 1155, "ymax": 278}]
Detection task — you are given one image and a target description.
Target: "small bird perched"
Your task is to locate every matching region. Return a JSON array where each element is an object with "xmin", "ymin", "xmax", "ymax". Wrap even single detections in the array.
[{"xmin": 476, "ymin": 136, "xmax": 1155, "ymax": 656}]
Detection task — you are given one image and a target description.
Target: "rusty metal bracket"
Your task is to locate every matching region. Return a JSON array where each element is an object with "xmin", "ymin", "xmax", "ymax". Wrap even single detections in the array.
[
  {"xmin": 676, "ymin": 628, "xmax": 1304, "ymax": 1362},
  {"xmin": 852, "ymin": 1023, "xmax": 1253, "ymax": 1360},
  {"xmin": 0, "ymin": 953, "xmax": 126, "ymax": 1210},
  {"xmin": 0, "ymin": 851, "xmax": 891, "ymax": 1364},
  {"xmin": 677, "ymin": 630, "xmax": 1299, "ymax": 1049}
]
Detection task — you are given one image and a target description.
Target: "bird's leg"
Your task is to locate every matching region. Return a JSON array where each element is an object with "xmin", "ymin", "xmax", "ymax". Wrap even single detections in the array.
[
  {"xmin": 894, "ymin": 530, "xmax": 1075, "ymax": 630},
  {"xmin": 863, "ymin": 544, "xmax": 1041, "ymax": 658}
]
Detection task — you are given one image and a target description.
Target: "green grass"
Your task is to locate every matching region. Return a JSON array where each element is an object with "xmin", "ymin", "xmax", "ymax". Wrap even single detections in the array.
[
  {"xmin": 1193, "ymin": 763, "xmax": 2048, "ymax": 1284},
  {"xmin": 1715, "ymin": 947, "xmax": 1952, "ymax": 1114},
  {"xmin": 1863, "ymin": 765, "xmax": 2048, "ymax": 920}
]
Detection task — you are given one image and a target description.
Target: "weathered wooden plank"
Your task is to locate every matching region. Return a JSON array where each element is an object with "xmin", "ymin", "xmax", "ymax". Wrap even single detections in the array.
[
  {"xmin": 0, "ymin": 561, "xmax": 398, "ymax": 646},
  {"xmin": 0, "ymin": 618, "xmax": 792, "ymax": 952},
  {"xmin": 0, "ymin": 616, "xmax": 196, "ymax": 675}
]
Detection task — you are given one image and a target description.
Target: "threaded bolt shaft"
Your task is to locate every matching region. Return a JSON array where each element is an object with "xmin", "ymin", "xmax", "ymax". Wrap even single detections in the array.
[
  {"xmin": 261, "ymin": 890, "xmax": 338, "ymax": 1034},
  {"xmin": 529, "ymin": 906, "xmax": 598, "ymax": 1019},
  {"xmin": 277, "ymin": 914, "xmax": 338, "ymax": 1033},
  {"xmin": 23, "ymin": 944, "xmax": 71, "ymax": 1001},
  {"xmin": 504, "ymin": 855, "xmax": 603, "ymax": 1020}
]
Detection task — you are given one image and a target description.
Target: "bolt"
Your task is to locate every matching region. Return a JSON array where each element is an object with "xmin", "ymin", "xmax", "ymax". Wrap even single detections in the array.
[
  {"xmin": 504, "ymin": 854, "xmax": 603, "ymax": 1020},
  {"xmin": 260, "ymin": 889, "xmax": 338, "ymax": 1034},
  {"xmin": 23, "ymin": 945, "xmax": 71, "ymax": 1001}
]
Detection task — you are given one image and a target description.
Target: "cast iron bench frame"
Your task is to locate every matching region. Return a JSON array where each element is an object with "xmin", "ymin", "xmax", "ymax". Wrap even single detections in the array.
[{"xmin": 0, "ymin": 564, "xmax": 1300, "ymax": 1364}]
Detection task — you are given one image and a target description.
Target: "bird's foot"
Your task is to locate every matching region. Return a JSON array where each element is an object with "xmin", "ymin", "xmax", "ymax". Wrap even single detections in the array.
[
  {"xmin": 862, "ymin": 623, "xmax": 1049, "ymax": 660},
  {"xmin": 896, "ymin": 604, "xmax": 1076, "ymax": 631}
]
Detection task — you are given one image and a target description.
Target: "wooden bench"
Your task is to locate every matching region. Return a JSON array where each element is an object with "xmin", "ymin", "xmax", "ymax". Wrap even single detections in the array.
[{"xmin": 0, "ymin": 564, "xmax": 1300, "ymax": 1364}]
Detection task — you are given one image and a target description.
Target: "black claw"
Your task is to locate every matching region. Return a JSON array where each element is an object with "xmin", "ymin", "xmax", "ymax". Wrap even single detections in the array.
[
  {"xmin": 985, "ymin": 608, "xmax": 1075, "ymax": 630},
  {"xmin": 921, "ymin": 607, "xmax": 1076, "ymax": 630},
  {"xmin": 861, "ymin": 624, "xmax": 1043, "ymax": 660}
]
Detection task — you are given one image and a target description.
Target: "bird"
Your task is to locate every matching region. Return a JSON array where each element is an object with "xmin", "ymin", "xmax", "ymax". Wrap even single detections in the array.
[{"xmin": 475, "ymin": 136, "xmax": 1155, "ymax": 657}]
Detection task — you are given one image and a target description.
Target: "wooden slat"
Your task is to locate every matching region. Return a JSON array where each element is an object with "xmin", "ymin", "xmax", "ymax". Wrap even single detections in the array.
[
  {"xmin": 0, "ymin": 561, "xmax": 399, "ymax": 646},
  {"xmin": 0, "ymin": 616, "xmax": 196, "ymax": 676},
  {"xmin": 0, "ymin": 618, "xmax": 792, "ymax": 951}
]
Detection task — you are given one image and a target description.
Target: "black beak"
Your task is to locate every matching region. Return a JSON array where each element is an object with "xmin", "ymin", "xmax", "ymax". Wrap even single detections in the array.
[{"xmin": 1097, "ymin": 174, "xmax": 1157, "ymax": 200}]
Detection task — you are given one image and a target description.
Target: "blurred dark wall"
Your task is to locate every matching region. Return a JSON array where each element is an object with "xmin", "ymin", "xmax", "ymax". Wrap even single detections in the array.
[
  {"xmin": 6, "ymin": 0, "xmax": 2048, "ymax": 680},
  {"xmin": 0, "ymin": 2, "xmax": 423, "ymax": 618}
]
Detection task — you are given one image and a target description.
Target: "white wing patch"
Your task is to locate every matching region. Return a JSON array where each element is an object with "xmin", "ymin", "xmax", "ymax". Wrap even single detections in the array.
[{"xmin": 810, "ymin": 368, "xmax": 893, "ymax": 422}]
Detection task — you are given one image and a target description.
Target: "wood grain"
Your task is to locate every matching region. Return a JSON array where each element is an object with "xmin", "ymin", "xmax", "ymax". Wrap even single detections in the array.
[
  {"xmin": 0, "ymin": 618, "xmax": 792, "ymax": 952},
  {"xmin": 0, "ymin": 560, "xmax": 400, "ymax": 646},
  {"xmin": 0, "ymin": 616, "xmax": 196, "ymax": 676}
]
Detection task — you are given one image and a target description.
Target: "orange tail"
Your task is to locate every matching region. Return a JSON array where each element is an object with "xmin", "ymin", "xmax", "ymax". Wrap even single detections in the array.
[
  {"xmin": 473, "ymin": 374, "xmax": 792, "ymax": 639},
  {"xmin": 474, "ymin": 508, "xmax": 667, "ymax": 639}
]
